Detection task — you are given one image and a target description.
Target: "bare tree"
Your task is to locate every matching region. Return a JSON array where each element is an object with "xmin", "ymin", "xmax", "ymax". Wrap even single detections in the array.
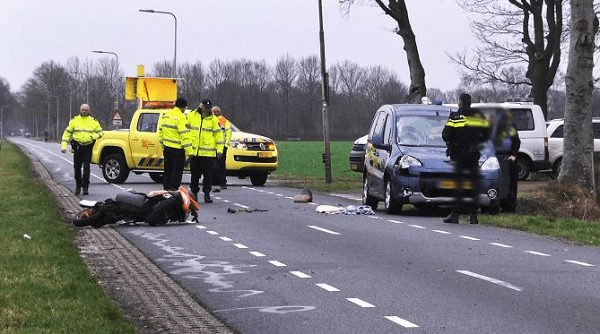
[
  {"xmin": 274, "ymin": 55, "xmax": 298, "ymax": 136},
  {"xmin": 340, "ymin": 0, "xmax": 426, "ymax": 102},
  {"xmin": 451, "ymin": 0, "xmax": 564, "ymax": 119},
  {"xmin": 558, "ymin": 0, "xmax": 598, "ymax": 193},
  {"xmin": 178, "ymin": 61, "xmax": 206, "ymax": 105}
]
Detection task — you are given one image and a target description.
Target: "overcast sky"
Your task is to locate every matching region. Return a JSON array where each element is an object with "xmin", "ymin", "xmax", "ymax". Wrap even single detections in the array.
[{"xmin": 1, "ymin": 0, "xmax": 475, "ymax": 93}]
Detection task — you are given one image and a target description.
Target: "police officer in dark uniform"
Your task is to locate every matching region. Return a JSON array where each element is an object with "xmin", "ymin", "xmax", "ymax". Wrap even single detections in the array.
[
  {"xmin": 442, "ymin": 93, "xmax": 490, "ymax": 224},
  {"xmin": 501, "ymin": 111, "xmax": 521, "ymax": 213}
]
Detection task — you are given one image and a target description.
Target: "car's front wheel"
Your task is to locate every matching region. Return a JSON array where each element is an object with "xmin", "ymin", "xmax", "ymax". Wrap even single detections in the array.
[
  {"xmin": 384, "ymin": 177, "xmax": 402, "ymax": 214},
  {"xmin": 250, "ymin": 173, "xmax": 268, "ymax": 186},
  {"xmin": 102, "ymin": 153, "xmax": 130, "ymax": 184},
  {"xmin": 362, "ymin": 176, "xmax": 378, "ymax": 209},
  {"xmin": 515, "ymin": 156, "xmax": 530, "ymax": 181}
]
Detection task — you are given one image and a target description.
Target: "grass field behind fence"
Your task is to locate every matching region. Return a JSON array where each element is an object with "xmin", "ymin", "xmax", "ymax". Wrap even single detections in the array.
[{"xmin": 272, "ymin": 141, "xmax": 362, "ymax": 191}]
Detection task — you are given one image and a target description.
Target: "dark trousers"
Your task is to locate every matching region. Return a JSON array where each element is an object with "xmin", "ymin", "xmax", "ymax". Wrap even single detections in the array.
[
  {"xmin": 451, "ymin": 155, "xmax": 481, "ymax": 215},
  {"xmin": 73, "ymin": 144, "xmax": 93, "ymax": 189},
  {"xmin": 190, "ymin": 156, "xmax": 216, "ymax": 195},
  {"xmin": 213, "ymin": 146, "xmax": 227, "ymax": 186},
  {"xmin": 505, "ymin": 160, "xmax": 519, "ymax": 211},
  {"xmin": 163, "ymin": 146, "xmax": 186, "ymax": 190}
]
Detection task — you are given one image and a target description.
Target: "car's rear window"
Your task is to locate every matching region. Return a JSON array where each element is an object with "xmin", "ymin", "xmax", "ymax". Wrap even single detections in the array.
[{"xmin": 396, "ymin": 115, "xmax": 447, "ymax": 147}]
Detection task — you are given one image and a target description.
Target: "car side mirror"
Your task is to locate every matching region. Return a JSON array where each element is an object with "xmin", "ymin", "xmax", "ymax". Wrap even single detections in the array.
[{"xmin": 372, "ymin": 135, "xmax": 390, "ymax": 150}]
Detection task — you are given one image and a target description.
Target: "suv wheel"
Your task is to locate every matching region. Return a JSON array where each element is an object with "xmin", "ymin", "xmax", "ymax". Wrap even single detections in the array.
[
  {"xmin": 384, "ymin": 177, "xmax": 402, "ymax": 214},
  {"xmin": 250, "ymin": 173, "xmax": 268, "ymax": 186},
  {"xmin": 362, "ymin": 176, "xmax": 378, "ymax": 209},
  {"xmin": 550, "ymin": 158, "xmax": 562, "ymax": 180},
  {"xmin": 515, "ymin": 156, "xmax": 530, "ymax": 181}
]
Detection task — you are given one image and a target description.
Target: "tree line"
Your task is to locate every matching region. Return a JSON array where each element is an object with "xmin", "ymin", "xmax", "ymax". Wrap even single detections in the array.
[{"xmin": 2, "ymin": 55, "xmax": 600, "ymax": 141}]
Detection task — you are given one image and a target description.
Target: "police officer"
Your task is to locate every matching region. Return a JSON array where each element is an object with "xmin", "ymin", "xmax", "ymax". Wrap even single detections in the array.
[
  {"xmin": 61, "ymin": 103, "xmax": 104, "ymax": 195},
  {"xmin": 158, "ymin": 97, "xmax": 193, "ymax": 191},
  {"xmin": 442, "ymin": 93, "xmax": 490, "ymax": 224},
  {"xmin": 188, "ymin": 99, "xmax": 223, "ymax": 203},
  {"xmin": 212, "ymin": 105, "xmax": 231, "ymax": 189},
  {"xmin": 502, "ymin": 111, "xmax": 521, "ymax": 213}
]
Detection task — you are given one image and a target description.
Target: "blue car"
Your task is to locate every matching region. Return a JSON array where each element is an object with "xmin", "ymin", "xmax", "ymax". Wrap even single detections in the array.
[{"xmin": 362, "ymin": 104, "xmax": 512, "ymax": 214}]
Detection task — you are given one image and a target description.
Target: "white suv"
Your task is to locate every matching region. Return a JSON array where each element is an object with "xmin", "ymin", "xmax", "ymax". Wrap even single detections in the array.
[
  {"xmin": 447, "ymin": 102, "xmax": 551, "ymax": 180},
  {"xmin": 546, "ymin": 118, "xmax": 600, "ymax": 178}
]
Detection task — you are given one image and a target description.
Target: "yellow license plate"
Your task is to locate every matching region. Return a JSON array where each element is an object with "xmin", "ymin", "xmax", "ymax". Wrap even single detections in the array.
[
  {"xmin": 258, "ymin": 152, "xmax": 272, "ymax": 158},
  {"xmin": 440, "ymin": 180, "xmax": 457, "ymax": 189}
]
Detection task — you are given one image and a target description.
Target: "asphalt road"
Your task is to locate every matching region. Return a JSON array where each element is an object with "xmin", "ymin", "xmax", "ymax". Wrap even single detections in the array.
[{"xmin": 11, "ymin": 136, "xmax": 600, "ymax": 334}]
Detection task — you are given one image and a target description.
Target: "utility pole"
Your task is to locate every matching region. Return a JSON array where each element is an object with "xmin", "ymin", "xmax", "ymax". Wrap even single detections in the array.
[{"xmin": 318, "ymin": 0, "xmax": 332, "ymax": 183}]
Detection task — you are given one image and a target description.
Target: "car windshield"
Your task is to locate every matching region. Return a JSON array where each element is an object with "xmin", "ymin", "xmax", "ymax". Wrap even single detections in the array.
[{"xmin": 396, "ymin": 115, "xmax": 447, "ymax": 147}]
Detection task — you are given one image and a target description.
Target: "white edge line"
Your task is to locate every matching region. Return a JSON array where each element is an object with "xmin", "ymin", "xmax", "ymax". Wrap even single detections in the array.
[
  {"xmin": 388, "ymin": 220, "xmax": 404, "ymax": 224},
  {"xmin": 409, "ymin": 224, "xmax": 426, "ymax": 229},
  {"xmin": 460, "ymin": 235, "xmax": 480, "ymax": 241},
  {"xmin": 385, "ymin": 316, "xmax": 420, "ymax": 328},
  {"xmin": 456, "ymin": 270, "xmax": 522, "ymax": 292},
  {"xmin": 432, "ymin": 230, "xmax": 451, "ymax": 235}
]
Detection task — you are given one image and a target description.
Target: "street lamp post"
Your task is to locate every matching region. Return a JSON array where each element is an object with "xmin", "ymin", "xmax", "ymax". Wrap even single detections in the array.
[
  {"xmin": 318, "ymin": 0, "xmax": 332, "ymax": 183},
  {"xmin": 1, "ymin": 105, "xmax": 9, "ymax": 139},
  {"xmin": 60, "ymin": 85, "xmax": 73, "ymax": 120},
  {"xmin": 93, "ymin": 50, "xmax": 120, "ymax": 110},
  {"xmin": 139, "ymin": 9, "xmax": 177, "ymax": 77},
  {"xmin": 52, "ymin": 96, "xmax": 59, "ymax": 139}
]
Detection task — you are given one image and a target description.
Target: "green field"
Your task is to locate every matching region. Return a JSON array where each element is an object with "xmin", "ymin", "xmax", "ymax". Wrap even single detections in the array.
[{"xmin": 272, "ymin": 141, "xmax": 362, "ymax": 191}]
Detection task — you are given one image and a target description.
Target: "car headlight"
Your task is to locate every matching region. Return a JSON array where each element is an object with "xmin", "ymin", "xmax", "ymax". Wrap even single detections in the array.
[
  {"xmin": 481, "ymin": 156, "xmax": 500, "ymax": 170},
  {"xmin": 399, "ymin": 155, "xmax": 422, "ymax": 169},
  {"xmin": 230, "ymin": 140, "xmax": 247, "ymax": 150}
]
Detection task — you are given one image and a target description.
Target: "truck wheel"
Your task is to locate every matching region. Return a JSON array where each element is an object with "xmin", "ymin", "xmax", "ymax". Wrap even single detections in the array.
[
  {"xmin": 149, "ymin": 172, "xmax": 164, "ymax": 183},
  {"xmin": 250, "ymin": 173, "xmax": 268, "ymax": 186},
  {"xmin": 102, "ymin": 153, "xmax": 130, "ymax": 184}
]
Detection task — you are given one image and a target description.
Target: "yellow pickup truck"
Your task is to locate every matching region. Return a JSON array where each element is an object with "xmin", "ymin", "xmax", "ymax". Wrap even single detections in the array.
[{"xmin": 91, "ymin": 102, "xmax": 278, "ymax": 186}]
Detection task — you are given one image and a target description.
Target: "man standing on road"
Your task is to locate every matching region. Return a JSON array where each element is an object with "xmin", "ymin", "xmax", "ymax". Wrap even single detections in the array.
[
  {"xmin": 188, "ymin": 99, "xmax": 223, "ymax": 203},
  {"xmin": 60, "ymin": 103, "xmax": 104, "ymax": 195},
  {"xmin": 502, "ymin": 111, "xmax": 521, "ymax": 213},
  {"xmin": 158, "ymin": 97, "xmax": 193, "ymax": 191},
  {"xmin": 212, "ymin": 105, "xmax": 231, "ymax": 189},
  {"xmin": 442, "ymin": 93, "xmax": 490, "ymax": 224}
]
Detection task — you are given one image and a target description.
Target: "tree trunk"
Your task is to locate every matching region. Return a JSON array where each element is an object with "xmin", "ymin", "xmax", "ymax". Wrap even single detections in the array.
[
  {"xmin": 375, "ymin": 0, "xmax": 426, "ymax": 103},
  {"xmin": 558, "ymin": 0, "xmax": 597, "ymax": 196}
]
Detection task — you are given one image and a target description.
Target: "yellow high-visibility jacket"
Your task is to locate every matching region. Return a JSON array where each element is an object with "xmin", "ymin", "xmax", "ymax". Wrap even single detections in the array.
[
  {"xmin": 216, "ymin": 115, "xmax": 232, "ymax": 147},
  {"xmin": 158, "ymin": 106, "xmax": 193, "ymax": 154},
  {"xmin": 187, "ymin": 110, "xmax": 223, "ymax": 157},
  {"xmin": 61, "ymin": 115, "xmax": 104, "ymax": 150}
]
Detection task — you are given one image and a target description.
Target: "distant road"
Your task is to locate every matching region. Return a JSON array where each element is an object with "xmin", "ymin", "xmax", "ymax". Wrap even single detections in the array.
[{"xmin": 11, "ymin": 136, "xmax": 600, "ymax": 334}]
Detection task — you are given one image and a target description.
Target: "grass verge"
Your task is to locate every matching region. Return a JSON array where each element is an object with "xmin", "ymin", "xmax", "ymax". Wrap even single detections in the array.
[{"xmin": 0, "ymin": 141, "xmax": 135, "ymax": 333}]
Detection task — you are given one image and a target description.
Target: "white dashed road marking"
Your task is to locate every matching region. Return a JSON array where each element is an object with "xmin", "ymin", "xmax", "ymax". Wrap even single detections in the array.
[
  {"xmin": 290, "ymin": 271, "xmax": 312, "ymax": 278},
  {"xmin": 316, "ymin": 283, "xmax": 341, "ymax": 292},
  {"xmin": 525, "ymin": 251, "xmax": 551, "ymax": 257},
  {"xmin": 456, "ymin": 270, "xmax": 522, "ymax": 292},
  {"xmin": 250, "ymin": 251, "xmax": 266, "ymax": 257},
  {"xmin": 565, "ymin": 260, "xmax": 594, "ymax": 267},
  {"xmin": 269, "ymin": 260, "xmax": 287, "ymax": 267},
  {"xmin": 347, "ymin": 298, "xmax": 375, "ymax": 308},
  {"xmin": 490, "ymin": 242, "xmax": 513, "ymax": 248},
  {"xmin": 308, "ymin": 225, "xmax": 341, "ymax": 235},
  {"xmin": 385, "ymin": 316, "xmax": 420, "ymax": 328}
]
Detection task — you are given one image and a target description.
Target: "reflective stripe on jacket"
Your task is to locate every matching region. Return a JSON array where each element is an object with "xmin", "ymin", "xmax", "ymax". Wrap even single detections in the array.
[
  {"xmin": 61, "ymin": 115, "xmax": 104, "ymax": 150},
  {"xmin": 158, "ymin": 106, "xmax": 193, "ymax": 154},
  {"xmin": 187, "ymin": 110, "xmax": 223, "ymax": 157},
  {"xmin": 217, "ymin": 115, "xmax": 232, "ymax": 146}
]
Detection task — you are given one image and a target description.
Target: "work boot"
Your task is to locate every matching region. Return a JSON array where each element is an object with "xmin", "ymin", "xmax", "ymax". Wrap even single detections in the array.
[
  {"xmin": 469, "ymin": 213, "xmax": 478, "ymax": 224},
  {"xmin": 75, "ymin": 186, "xmax": 81, "ymax": 195},
  {"xmin": 204, "ymin": 193, "xmax": 213, "ymax": 203},
  {"xmin": 443, "ymin": 211, "xmax": 459, "ymax": 224},
  {"xmin": 83, "ymin": 188, "xmax": 89, "ymax": 195}
]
